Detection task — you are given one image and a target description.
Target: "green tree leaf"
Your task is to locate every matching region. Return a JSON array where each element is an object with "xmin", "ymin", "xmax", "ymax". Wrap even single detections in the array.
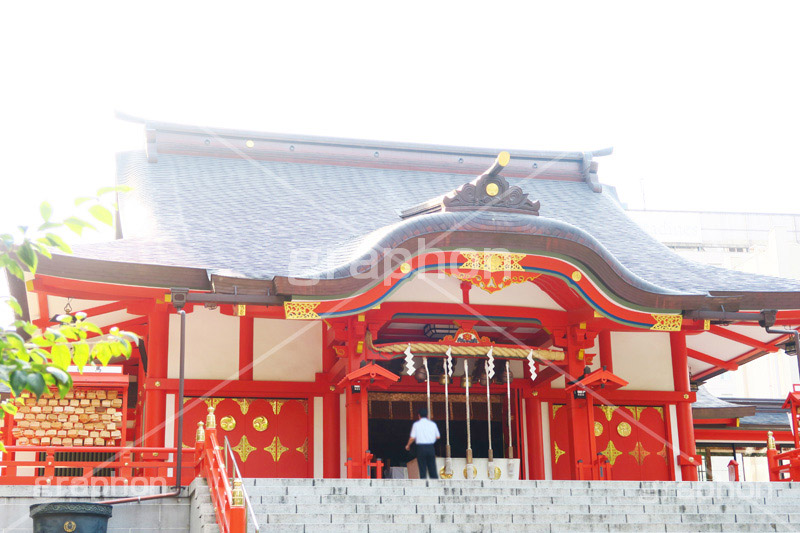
[
  {"xmin": 26, "ymin": 373, "xmax": 46, "ymax": 398},
  {"xmin": 2, "ymin": 402, "xmax": 18, "ymax": 416},
  {"xmin": 88, "ymin": 205, "xmax": 114, "ymax": 226},
  {"xmin": 45, "ymin": 233, "xmax": 72, "ymax": 254},
  {"xmin": 17, "ymin": 241, "xmax": 38, "ymax": 274},
  {"xmin": 40, "ymin": 202, "xmax": 53, "ymax": 221},
  {"xmin": 3, "ymin": 297, "xmax": 22, "ymax": 317},
  {"xmin": 50, "ymin": 344, "xmax": 71, "ymax": 370},
  {"xmin": 74, "ymin": 196, "xmax": 95, "ymax": 207},
  {"xmin": 64, "ymin": 217, "xmax": 94, "ymax": 236},
  {"xmin": 73, "ymin": 342, "xmax": 90, "ymax": 373},
  {"xmin": 9, "ymin": 370, "xmax": 26, "ymax": 396},
  {"xmin": 92, "ymin": 342, "xmax": 112, "ymax": 366},
  {"xmin": 1, "ymin": 256, "xmax": 26, "ymax": 280},
  {"xmin": 46, "ymin": 366, "xmax": 70, "ymax": 385}
]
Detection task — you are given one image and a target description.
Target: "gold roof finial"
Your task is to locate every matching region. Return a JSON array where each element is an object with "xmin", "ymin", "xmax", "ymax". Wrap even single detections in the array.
[{"xmin": 767, "ymin": 430, "xmax": 776, "ymax": 450}]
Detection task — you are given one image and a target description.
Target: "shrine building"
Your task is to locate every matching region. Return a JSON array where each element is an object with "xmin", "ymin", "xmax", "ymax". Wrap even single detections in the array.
[{"xmin": 5, "ymin": 118, "xmax": 800, "ymax": 485}]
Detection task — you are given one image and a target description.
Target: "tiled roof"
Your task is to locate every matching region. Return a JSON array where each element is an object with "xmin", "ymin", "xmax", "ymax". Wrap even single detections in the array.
[{"xmin": 72, "ymin": 149, "xmax": 800, "ymax": 296}]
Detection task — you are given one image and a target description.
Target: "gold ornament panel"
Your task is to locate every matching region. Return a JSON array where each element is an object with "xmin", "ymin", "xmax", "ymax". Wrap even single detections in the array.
[
  {"xmin": 284, "ymin": 301, "xmax": 321, "ymax": 320},
  {"xmin": 650, "ymin": 314, "xmax": 682, "ymax": 331}
]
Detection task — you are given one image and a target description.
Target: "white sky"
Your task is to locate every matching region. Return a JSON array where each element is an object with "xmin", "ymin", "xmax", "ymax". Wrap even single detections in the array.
[{"xmin": 1, "ymin": 2, "xmax": 799, "ymax": 234}]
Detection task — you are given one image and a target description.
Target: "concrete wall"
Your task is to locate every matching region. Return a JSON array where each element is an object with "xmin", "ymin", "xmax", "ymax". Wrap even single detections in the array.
[{"xmin": 0, "ymin": 485, "xmax": 191, "ymax": 533}]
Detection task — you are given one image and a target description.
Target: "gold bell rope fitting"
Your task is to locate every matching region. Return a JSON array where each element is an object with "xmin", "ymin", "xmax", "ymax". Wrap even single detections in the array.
[
  {"xmin": 206, "ymin": 406, "xmax": 217, "ymax": 430},
  {"xmin": 196, "ymin": 421, "xmax": 205, "ymax": 443},
  {"xmin": 231, "ymin": 478, "xmax": 244, "ymax": 507}
]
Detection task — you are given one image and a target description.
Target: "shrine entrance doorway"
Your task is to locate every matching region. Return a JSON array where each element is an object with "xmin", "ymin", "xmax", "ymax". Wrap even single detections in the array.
[{"xmin": 367, "ymin": 392, "xmax": 507, "ymax": 473}]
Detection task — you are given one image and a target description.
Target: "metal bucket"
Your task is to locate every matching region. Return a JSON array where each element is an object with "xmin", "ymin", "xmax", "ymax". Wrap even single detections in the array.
[{"xmin": 29, "ymin": 502, "xmax": 112, "ymax": 533}]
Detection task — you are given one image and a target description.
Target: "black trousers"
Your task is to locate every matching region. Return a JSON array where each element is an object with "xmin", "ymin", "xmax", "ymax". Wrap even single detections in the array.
[{"xmin": 416, "ymin": 444, "xmax": 439, "ymax": 479}]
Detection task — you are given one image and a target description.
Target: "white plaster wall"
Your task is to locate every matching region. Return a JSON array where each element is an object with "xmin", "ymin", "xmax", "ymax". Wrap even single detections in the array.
[
  {"xmin": 386, "ymin": 273, "xmax": 564, "ymax": 310},
  {"xmin": 313, "ymin": 397, "xmax": 323, "ymax": 478},
  {"xmin": 542, "ymin": 402, "xmax": 552, "ymax": 480},
  {"xmin": 167, "ymin": 307, "xmax": 240, "ymax": 380},
  {"xmin": 252, "ymin": 319, "xmax": 322, "ymax": 382},
  {"xmin": 669, "ymin": 404, "xmax": 682, "ymax": 481},
  {"xmin": 339, "ymin": 393, "xmax": 347, "ymax": 478},
  {"xmin": 611, "ymin": 332, "xmax": 674, "ymax": 391}
]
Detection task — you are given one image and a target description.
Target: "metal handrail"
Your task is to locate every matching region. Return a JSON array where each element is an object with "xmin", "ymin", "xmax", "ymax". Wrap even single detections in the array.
[{"xmin": 223, "ymin": 436, "xmax": 260, "ymax": 533}]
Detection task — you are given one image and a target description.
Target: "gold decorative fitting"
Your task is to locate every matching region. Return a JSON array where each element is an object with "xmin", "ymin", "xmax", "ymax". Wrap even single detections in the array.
[
  {"xmin": 653, "ymin": 406, "xmax": 664, "ymax": 420},
  {"xmin": 196, "ymin": 421, "xmax": 205, "ymax": 443},
  {"xmin": 220, "ymin": 416, "xmax": 236, "ymax": 432},
  {"xmin": 233, "ymin": 435, "xmax": 256, "ymax": 463},
  {"xmin": 284, "ymin": 301, "xmax": 321, "ymax": 320},
  {"xmin": 553, "ymin": 442, "xmax": 565, "ymax": 464},
  {"xmin": 234, "ymin": 304, "xmax": 246, "ymax": 317},
  {"xmin": 617, "ymin": 422, "xmax": 632, "ymax": 437},
  {"xmin": 463, "ymin": 465, "xmax": 478, "ymax": 479},
  {"xmin": 265, "ymin": 436, "xmax": 289, "ymax": 462},
  {"xmin": 625, "ymin": 406, "xmax": 646, "ymax": 422},
  {"xmin": 234, "ymin": 398, "xmax": 251, "ymax": 415},
  {"xmin": 703, "ymin": 319, "xmax": 711, "ymax": 331},
  {"xmin": 203, "ymin": 398, "xmax": 224, "ymax": 410},
  {"xmin": 650, "ymin": 314, "xmax": 682, "ymax": 331},
  {"xmin": 489, "ymin": 466, "xmax": 502, "ymax": 480},
  {"xmin": 245, "ymin": 140, "xmax": 255, "ymax": 148},
  {"xmin": 461, "ymin": 251, "xmax": 525, "ymax": 273},
  {"xmin": 600, "ymin": 440, "xmax": 622, "ymax": 466},
  {"xmin": 206, "ymin": 407, "xmax": 217, "ymax": 430},
  {"xmin": 296, "ymin": 437, "xmax": 309, "ymax": 461},
  {"xmin": 683, "ymin": 394, "xmax": 689, "ymax": 400},
  {"xmin": 63, "ymin": 521, "xmax": 77, "ymax": 532},
  {"xmin": 552, "ymin": 404, "xmax": 563, "ymax": 419},
  {"xmin": 532, "ymin": 391, "xmax": 538, "ymax": 397},
  {"xmin": 439, "ymin": 466, "xmax": 454, "ymax": 479},
  {"xmin": 155, "ymin": 381, "xmax": 161, "ymax": 387},
  {"xmin": 571, "ymin": 271, "xmax": 582, "ymax": 282},
  {"xmin": 269, "ymin": 400, "xmax": 285, "ymax": 415},
  {"xmin": 657, "ymin": 444, "xmax": 668, "ymax": 463},
  {"xmin": 231, "ymin": 478, "xmax": 245, "ymax": 507},
  {"xmin": 485, "ymin": 183, "xmax": 499, "ymax": 197},
  {"xmin": 629, "ymin": 441, "xmax": 650, "ymax": 466},
  {"xmin": 594, "ymin": 421, "xmax": 604, "ymax": 437},
  {"xmin": 767, "ymin": 431, "xmax": 776, "ymax": 450},
  {"xmin": 253, "ymin": 416, "xmax": 269, "ymax": 432},
  {"xmin": 599, "ymin": 405, "xmax": 618, "ymax": 422},
  {"xmin": 400, "ymin": 262, "xmax": 412, "ymax": 274}
]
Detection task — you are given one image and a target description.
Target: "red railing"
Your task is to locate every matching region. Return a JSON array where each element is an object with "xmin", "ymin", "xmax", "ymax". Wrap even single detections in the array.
[
  {"xmin": 195, "ymin": 407, "xmax": 248, "ymax": 533},
  {"xmin": 0, "ymin": 445, "xmax": 195, "ymax": 486},
  {"xmin": 576, "ymin": 455, "xmax": 613, "ymax": 481},
  {"xmin": 767, "ymin": 431, "xmax": 800, "ymax": 481}
]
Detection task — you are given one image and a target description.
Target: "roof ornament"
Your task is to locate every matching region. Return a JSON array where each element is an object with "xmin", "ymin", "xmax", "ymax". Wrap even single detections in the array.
[
  {"xmin": 441, "ymin": 151, "xmax": 540, "ymax": 214},
  {"xmin": 400, "ymin": 151, "xmax": 540, "ymax": 218}
]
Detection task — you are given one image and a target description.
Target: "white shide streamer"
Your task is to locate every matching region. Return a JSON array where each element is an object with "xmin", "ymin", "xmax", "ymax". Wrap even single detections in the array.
[
  {"xmin": 527, "ymin": 349, "xmax": 537, "ymax": 382},
  {"xmin": 486, "ymin": 346, "xmax": 495, "ymax": 379},
  {"xmin": 404, "ymin": 344, "xmax": 415, "ymax": 376}
]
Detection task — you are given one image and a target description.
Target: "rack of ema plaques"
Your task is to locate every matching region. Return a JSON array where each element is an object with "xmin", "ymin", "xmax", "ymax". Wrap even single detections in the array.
[{"xmin": 407, "ymin": 458, "xmax": 521, "ymax": 480}]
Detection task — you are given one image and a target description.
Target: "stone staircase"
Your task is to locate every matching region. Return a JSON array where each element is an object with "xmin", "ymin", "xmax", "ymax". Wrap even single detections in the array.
[{"xmin": 189, "ymin": 478, "xmax": 800, "ymax": 533}]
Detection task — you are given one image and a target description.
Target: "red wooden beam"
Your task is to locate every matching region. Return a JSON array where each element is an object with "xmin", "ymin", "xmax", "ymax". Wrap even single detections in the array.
[
  {"xmin": 694, "ymin": 428, "xmax": 795, "ymax": 443},
  {"xmin": 709, "ymin": 325, "xmax": 780, "ymax": 353},
  {"xmin": 687, "ymin": 348, "xmax": 738, "ymax": 372},
  {"xmin": 33, "ymin": 275, "xmax": 168, "ymax": 300},
  {"xmin": 694, "ymin": 333, "xmax": 794, "ymax": 381}
]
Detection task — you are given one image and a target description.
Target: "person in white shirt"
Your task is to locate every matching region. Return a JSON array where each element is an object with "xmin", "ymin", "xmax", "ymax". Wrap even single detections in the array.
[{"xmin": 405, "ymin": 407, "xmax": 441, "ymax": 479}]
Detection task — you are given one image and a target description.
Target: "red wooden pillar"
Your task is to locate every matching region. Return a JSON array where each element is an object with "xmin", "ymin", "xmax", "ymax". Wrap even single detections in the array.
[
  {"xmin": 143, "ymin": 307, "xmax": 169, "ymax": 448},
  {"xmin": 238, "ymin": 316, "xmax": 254, "ymax": 381},
  {"xmin": 525, "ymin": 395, "xmax": 545, "ymax": 479},
  {"xmin": 323, "ymin": 392, "xmax": 341, "ymax": 478},
  {"xmin": 345, "ymin": 385, "xmax": 369, "ymax": 478},
  {"xmin": 599, "ymin": 330, "xmax": 613, "ymax": 372},
  {"xmin": 671, "ymin": 331, "xmax": 699, "ymax": 481},
  {"xmin": 565, "ymin": 343, "xmax": 592, "ymax": 479}
]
